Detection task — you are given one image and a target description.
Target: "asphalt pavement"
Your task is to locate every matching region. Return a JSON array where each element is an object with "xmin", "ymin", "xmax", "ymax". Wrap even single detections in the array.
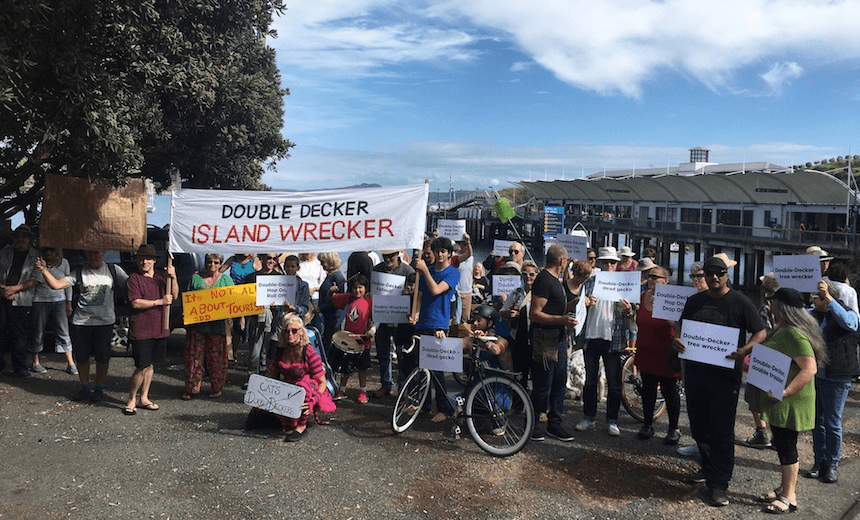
[{"xmin": 1, "ymin": 330, "xmax": 859, "ymax": 520}]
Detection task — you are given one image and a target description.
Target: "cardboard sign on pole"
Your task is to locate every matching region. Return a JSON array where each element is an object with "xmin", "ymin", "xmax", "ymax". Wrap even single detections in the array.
[{"xmin": 40, "ymin": 174, "xmax": 146, "ymax": 252}]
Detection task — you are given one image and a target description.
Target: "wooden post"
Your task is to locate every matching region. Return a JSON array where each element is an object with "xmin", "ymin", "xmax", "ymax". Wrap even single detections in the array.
[{"xmin": 164, "ymin": 254, "xmax": 173, "ymax": 330}]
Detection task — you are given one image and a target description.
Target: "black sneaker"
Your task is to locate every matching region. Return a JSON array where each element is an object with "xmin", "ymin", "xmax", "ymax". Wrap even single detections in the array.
[
  {"xmin": 90, "ymin": 389, "xmax": 105, "ymax": 402},
  {"xmin": 805, "ymin": 462, "xmax": 821, "ymax": 479},
  {"xmin": 637, "ymin": 425, "xmax": 655, "ymax": 440},
  {"xmin": 686, "ymin": 470, "xmax": 706, "ymax": 484},
  {"xmin": 531, "ymin": 426, "xmax": 546, "ymax": 442},
  {"xmin": 72, "ymin": 388, "xmax": 90, "ymax": 402},
  {"xmin": 546, "ymin": 426, "xmax": 575, "ymax": 442},
  {"xmin": 743, "ymin": 429, "xmax": 772, "ymax": 449},
  {"xmin": 709, "ymin": 488, "xmax": 729, "ymax": 507}
]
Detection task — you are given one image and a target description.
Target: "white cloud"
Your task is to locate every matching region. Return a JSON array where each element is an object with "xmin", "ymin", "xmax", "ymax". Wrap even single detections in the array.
[
  {"xmin": 761, "ymin": 62, "xmax": 804, "ymax": 94},
  {"xmin": 272, "ymin": 0, "xmax": 860, "ymax": 97}
]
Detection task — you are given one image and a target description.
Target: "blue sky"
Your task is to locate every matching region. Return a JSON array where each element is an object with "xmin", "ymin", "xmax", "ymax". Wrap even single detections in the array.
[{"xmin": 262, "ymin": 0, "xmax": 860, "ymax": 193}]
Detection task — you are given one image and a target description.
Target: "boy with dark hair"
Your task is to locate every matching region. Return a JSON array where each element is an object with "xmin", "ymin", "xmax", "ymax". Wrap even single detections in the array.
[{"xmin": 330, "ymin": 275, "xmax": 375, "ymax": 403}]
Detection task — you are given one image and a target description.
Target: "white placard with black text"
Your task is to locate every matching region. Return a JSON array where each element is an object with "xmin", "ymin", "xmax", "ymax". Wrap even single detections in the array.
[
  {"xmin": 773, "ymin": 255, "xmax": 821, "ymax": 293},
  {"xmin": 419, "ymin": 336, "xmax": 463, "ymax": 373},
  {"xmin": 678, "ymin": 319, "xmax": 738, "ymax": 369},
  {"xmin": 652, "ymin": 284, "xmax": 698, "ymax": 321},
  {"xmin": 591, "ymin": 271, "xmax": 642, "ymax": 304},
  {"xmin": 255, "ymin": 275, "xmax": 297, "ymax": 307},
  {"xmin": 747, "ymin": 343, "xmax": 792, "ymax": 401}
]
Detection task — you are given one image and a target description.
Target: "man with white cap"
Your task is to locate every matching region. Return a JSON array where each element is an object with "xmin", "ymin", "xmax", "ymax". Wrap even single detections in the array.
[
  {"xmin": 805, "ymin": 245, "xmax": 832, "ymax": 276},
  {"xmin": 575, "ymin": 246, "xmax": 634, "ymax": 437},
  {"xmin": 673, "ymin": 253, "xmax": 766, "ymax": 507}
]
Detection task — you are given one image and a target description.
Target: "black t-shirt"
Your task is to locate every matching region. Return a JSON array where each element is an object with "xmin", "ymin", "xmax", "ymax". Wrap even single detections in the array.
[
  {"xmin": 5, "ymin": 250, "xmax": 28, "ymax": 285},
  {"xmin": 680, "ymin": 288, "xmax": 765, "ymax": 374},
  {"xmin": 531, "ymin": 269, "xmax": 565, "ymax": 332}
]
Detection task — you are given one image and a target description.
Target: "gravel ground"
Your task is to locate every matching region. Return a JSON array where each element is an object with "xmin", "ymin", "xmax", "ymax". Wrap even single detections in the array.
[{"xmin": 1, "ymin": 330, "xmax": 859, "ymax": 520}]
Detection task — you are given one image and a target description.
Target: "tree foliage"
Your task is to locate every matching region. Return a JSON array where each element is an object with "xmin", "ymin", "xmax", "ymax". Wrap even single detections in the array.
[{"xmin": 0, "ymin": 0, "xmax": 293, "ymax": 222}]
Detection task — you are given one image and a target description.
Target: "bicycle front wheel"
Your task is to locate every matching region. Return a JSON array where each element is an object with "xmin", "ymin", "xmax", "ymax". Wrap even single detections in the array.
[
  {"xmin": 465, "ymin": 376, "xmax": 534, "ymax": 457},
  {"xmin": 392, "ymin": 368, "xmax": 431, "ymax": 433},
  {"xmin": 620, "ymin": 355, "xmax": 666, "ymax": 423}
]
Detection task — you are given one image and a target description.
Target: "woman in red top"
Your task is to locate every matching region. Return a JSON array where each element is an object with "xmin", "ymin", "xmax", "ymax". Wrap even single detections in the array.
[
  {"xmin": 123, "ymin": 244, "xmax": 178, "ymax": 415},
  {"xmin": 271, "ymin": 313, "xmax": 336, "ymax": 442},
  {"xmin": 633, "ymin": 265, "xmax": 682, "ymax": 443}
]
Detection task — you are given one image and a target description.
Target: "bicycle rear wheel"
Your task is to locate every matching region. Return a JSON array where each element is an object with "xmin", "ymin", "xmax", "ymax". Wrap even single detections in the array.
[
  {"xmin": 620, "ymin": 355, "xmax": 666, "ymax": 423},
  {"xmin": 392, "ymin": 368, "xmax": 431, "ymax": 433},
  {"xmin": 465, "ymin": 376, "xmax": 534, "ymax": 457}
]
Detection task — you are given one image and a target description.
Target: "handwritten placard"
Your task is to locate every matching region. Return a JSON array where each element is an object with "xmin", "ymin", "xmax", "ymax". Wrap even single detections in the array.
[
  {"xmin": 678, "ymin": 319, "xmax": 738, "ymax": 369},
  {"xmin": 747, "ymin": 343, "xmax": 792, "ymax": 401},
  {"xmin": 182, "ymin": 283, "xmax": 265, "ymax": 325},
  {"xmin": 371, "ymin": 271, "xmax": 406, "ymax": 296},
  {"xmin": 255, "ymin": 275, "xmax": 297, "ymax": 306},
  {"xmin": 773, "ymin": 255, "xmax": 821, "ymax": 293},
  {"xmin": 652, "ymin": 284, "xmax": 698, "ymax": 321},
  {"xmin": 555, "ymin": 234, "xmax": 589, "ymax": 261},
  {"xmin": 437, "ymin": 219, "xmax": 467, "ymax": 241},
  {"xmin": 492, "ymin": 275, "xmax": 522, "ymax": 296},
  {"xmin": 591, "ymin": 271, "xmax": 642, "ymax": 303},
  {"xmin": 372, "ymin": 294, "xmax": 411, "ymax": 324},
  {"xmin": 243, "ymin": 374, "xmax": 306, "ymax": 418},
  {"xmin": 419, "ymin": 335, "xmax": 463, "ymax": 373},
  {"xmin": 493, "ymin": 239, "xmax": 516, "ymax": 256}
]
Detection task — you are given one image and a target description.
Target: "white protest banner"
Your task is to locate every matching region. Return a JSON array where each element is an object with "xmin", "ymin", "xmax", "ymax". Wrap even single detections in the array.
[
  {"xmin": 493, "ymin": 239, "xmax": 516, "ymax": 256},
  {"xmin": 556, "ymin": 233, "xmax": 589, "ymax": 261},
  {"xmin": 437, "ymin": 219, "xmax": 467, "ymax": 241},
  {"xmin": 652, "ymin": 284, "xmax": 698, "ymax": 321},
  {"xmin": 492, "ymin": 275, "xmax": 522, "ymax": 296},
  {"xmin": 419, "ymin": 335, "xmax": 463, "ymax": 373},
  {"xmin": 169, "ymin": 184, "xmax": 428, "ymax": 254},
  {"xmin": 370, "ymin": 271, "xmax": 406, "ymax": 296},
  {"xmin": 773, "ymin": 255, "xmax": 821, "ymax": 293},
  {"xmin": 678, "ymin": 319, "xmax": 738, "ymax": 369},
  {"xmin": 372, "ymin": 295, "xmax": 411, "ymax": 324},
  {"xmin": 747, "ymin": 343, "xmax": 792, "ymax": 401},
  {"xmin": 255, "ymin": 275, "xmax": 297, "ymax": 306},
  {"xmin": 243, "ymin": 374, "xmax": 306, "ymax": 418},
  {"xmin": 592, "ymin": 271, "xmax": 642, "ymax": 304}
]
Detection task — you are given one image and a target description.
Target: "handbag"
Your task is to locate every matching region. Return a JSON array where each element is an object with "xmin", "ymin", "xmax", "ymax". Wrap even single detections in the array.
[{"xmin": 532, "ymin": 327, "xmax": 560, "ymax": 363}]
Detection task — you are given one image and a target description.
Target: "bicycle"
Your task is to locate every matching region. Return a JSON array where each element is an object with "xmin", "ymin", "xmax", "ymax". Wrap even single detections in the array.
[
  {"xmin": 619, "ymin": 349, "xmax": 684, "ymax": 423},
  {"xmin": 392, "ymin": 335, "xmax": 535, "ymax": 457}
]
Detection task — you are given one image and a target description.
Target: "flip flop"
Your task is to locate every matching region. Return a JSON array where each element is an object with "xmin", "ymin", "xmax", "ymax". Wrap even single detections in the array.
[
  {"xmin": 763, "ymin": 496, "xmax": 798, "ymax": 514},
  {"xmin": 122, "ymin": 407, "xmax": 137, "ymax": 415},
  {"xmin": 138, "ymin": 402, "xmax": 159, "ymax": 411}
]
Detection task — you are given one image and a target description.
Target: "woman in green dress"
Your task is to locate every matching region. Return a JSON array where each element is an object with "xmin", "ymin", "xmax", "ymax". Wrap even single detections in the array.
[{"xmin": 749, "ymin": 288, "xmax": 826, "ymax": 514}]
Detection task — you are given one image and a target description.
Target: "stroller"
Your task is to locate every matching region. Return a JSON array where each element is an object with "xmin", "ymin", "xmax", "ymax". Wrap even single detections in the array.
[{"xmin": 306, "ymin": 325, "xmax": 339, "ymax": 397}]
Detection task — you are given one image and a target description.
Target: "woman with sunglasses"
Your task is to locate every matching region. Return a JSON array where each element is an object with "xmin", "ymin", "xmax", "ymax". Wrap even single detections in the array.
[
  {"xmin": 183, "ymin": 253, "xmax": 233, "ymax": 400},
  {"xmin": 257, "ymin": 313, "xmax": 336, "ymax": 442},
  {"xmin": 633, "ymin": 265, "xmax": 682, "ymax": 443},
  {"xmin": 501, "ymin": 260, "xmax": 540, "ymax": 388}
]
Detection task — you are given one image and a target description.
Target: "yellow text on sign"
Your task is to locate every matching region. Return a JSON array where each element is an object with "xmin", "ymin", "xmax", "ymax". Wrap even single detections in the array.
[{"xmin": 182, "ymin": 283, "xmax": 265, "ymax": 325}]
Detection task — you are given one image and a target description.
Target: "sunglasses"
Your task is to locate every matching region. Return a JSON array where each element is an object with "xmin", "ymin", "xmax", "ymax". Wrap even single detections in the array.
[
  {"xmin": 599, "ymin": 259, "xmax": 618, "ymax": 264},
  {"xmin": 205, "ymin": 260, "xmax": 222, "ymax": 265},
  {"xmin": 587, "ymin": 256, "xmax": 597, "ymax": 260},
  {"xmin": 522, "ymin": 272, "xmax": 537, "ymax": 278},
  {"xmin": 263, "ymin": 256, "xmax": 277, "ymax": 261},
  {"xmin": 508, "ymin": 249, "xmax": 522, "ymax": 255},
  {"xmin": 704, "ymin": 270, "xmax": 728, "ymax": 277},
  {"xmin": 691, "ymin": 273, "xmax": 706, "ymax": 279},
  {"xmin": 286, "ymin": 327, "xmax": 302, "ymax": 335}
]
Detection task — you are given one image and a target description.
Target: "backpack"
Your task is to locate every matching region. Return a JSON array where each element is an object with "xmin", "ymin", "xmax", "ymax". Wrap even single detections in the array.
[{"xmin": 71, "ymin": 263, "xmax": 131, "ymax": 321}]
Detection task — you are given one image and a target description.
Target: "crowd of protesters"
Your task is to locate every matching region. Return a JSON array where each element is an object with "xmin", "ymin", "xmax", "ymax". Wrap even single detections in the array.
[{"xmin": 1, "ymin": 223, "xmax": 858, "ymax": 511}]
